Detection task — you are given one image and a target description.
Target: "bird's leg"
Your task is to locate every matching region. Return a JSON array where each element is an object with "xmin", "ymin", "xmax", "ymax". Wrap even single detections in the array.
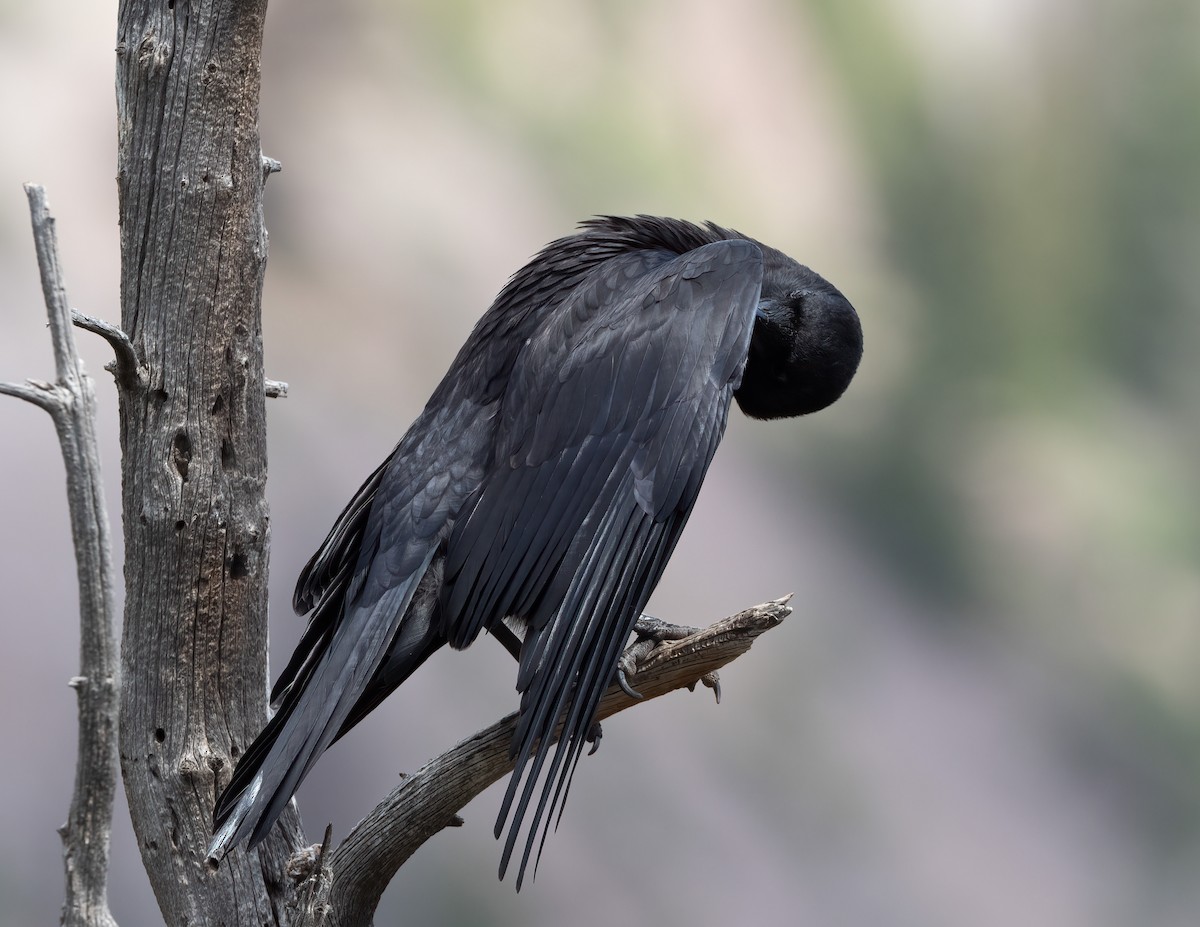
[
  {"xmin": 490, "ymin": 621, "xmax": 524, "ymax": 663},
  {"xmin": 616, "ymin": 614, "xmax": 721, "ymax": 703},
  {"xmin": 493, "ymin": 620, "xmax": 606, "ymax": 752}
]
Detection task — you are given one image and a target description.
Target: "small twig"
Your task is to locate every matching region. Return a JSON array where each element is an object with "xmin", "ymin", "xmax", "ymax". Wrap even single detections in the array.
[
  {"xmin": 321, "ymin": 596, "xmax": 792, "ymax": 926},
  {"xmin": 265, "ymin": 378, "xmax": 289, "ymax": 398},
  {"xmin": 71, "ymin": 310, "xmax": 143, "ymax": 390},
  {"xmin": 261, "ymin": 154, "xmax": 282, "ymax": 184},
  {"xmin": 3, "ymin": 185, "xmax": 121, "ymax": 927}
]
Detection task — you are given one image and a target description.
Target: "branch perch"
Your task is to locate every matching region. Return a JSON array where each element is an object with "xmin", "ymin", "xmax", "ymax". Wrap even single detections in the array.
[
  {"xmin": 1, "ymin": 185, "xmax": 120, "ymax": 927},
  {"xmin": 307, "ymin": 596, "xmax": 791, "ymax": 926}
]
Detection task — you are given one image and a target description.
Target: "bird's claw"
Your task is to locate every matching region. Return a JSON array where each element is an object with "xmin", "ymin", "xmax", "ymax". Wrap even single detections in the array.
[
  {"xmin": 686, "ymin": 670, "xmax": 722, "ymax": 704},
  {"xmin": 586, "ymin": 720, "xmax": 604, "ymax": 755},
  {"xmin": 616, "ymin": 632, "xmax": 660, "ymax": 699},
  {"xmin": 615, "ymin": 660, "xmax": 645, "ymax": 700}
]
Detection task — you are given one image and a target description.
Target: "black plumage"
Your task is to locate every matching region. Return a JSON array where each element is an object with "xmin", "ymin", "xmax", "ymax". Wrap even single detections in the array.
[{"xmin": 209, "ymin": 215, "xmax": 863, "ymax": 886}]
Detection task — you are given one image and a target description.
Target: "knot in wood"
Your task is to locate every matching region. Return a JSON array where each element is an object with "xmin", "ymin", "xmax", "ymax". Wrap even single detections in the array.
[{"xmin": 137, "ymin": 34, "xmax": 172, "ymax": 74}]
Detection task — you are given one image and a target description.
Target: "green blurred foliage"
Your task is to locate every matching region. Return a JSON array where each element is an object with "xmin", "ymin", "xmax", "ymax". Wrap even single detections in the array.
[{"xmin": 810, "ymin": 0, "xmax": 1200, "ymax": 866}]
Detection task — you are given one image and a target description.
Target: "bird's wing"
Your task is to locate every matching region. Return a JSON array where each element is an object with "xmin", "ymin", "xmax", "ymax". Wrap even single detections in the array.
[
  {"xmin": 442, "ymin": 238, "xmax": 764, "ymax": 886},
  {"xmin": 212, "ymin": 402, "xmax": 490, "ymax": 853},
  {"xmin": 268, "ymin": 455, "xmax": 392, "ymax": 710}
]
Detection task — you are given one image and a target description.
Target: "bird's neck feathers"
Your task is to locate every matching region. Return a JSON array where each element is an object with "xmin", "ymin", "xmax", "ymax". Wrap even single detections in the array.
[
  {"xmin": 458, "ymin": 218, "xmax": 739, "ymax": 365},
  {"xmin": 493, "ymin": 216, "xmax": 741, "ymax": 319},
  {"xmin": 442, "ymin": 217, "xmax": 749, "ymax": 398}
]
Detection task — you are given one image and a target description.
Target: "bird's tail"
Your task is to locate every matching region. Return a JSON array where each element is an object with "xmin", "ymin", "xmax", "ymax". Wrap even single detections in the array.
[
  {"xmin": 208, "ymin": 558, "xmax": 436, "ymax": 862},
  {"xmin": 208, "ymin": 767, "xmax": 266, "ymax": 862}
]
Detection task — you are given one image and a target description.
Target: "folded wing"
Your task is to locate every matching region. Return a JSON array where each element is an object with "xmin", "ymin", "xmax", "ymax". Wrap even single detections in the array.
[{"xmin": 442, "ymin": 238, "xmax": 765, "ymax": 886}]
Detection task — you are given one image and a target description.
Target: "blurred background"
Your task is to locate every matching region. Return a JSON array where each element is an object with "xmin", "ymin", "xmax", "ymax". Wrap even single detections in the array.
[{"xmin": 2, "ymin": 0, "xmax": 1198, "ymax": 924}]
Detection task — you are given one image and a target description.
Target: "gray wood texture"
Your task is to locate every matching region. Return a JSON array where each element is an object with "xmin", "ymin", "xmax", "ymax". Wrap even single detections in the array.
[{"xmin": 114, "ymin": 2, "xmax": 305, "ymax": 924}]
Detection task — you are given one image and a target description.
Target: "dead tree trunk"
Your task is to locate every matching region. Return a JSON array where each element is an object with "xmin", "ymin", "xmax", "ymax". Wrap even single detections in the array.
[{"xmin": 114, "ymin": 2, "xmax": 305, "ymax": 923}]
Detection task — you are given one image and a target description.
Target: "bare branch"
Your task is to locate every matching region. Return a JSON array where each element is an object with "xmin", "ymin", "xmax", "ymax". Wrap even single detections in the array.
[
  {"xmin": 317, "ymin": 596, "xmax": 792, "ymax": 927},
  {"xmin": 3, "ymin": 185, "xmax": 121, "ymax": 927},
  {"xmin": 0, "ymin": 378, "xmax": 62, "ymax": 413},
  {"xmin": 25, "ymin": 185, "xmax": 77, "ymax": 385},
  {"xmin": 71, "ymin": 310, "xmax": 143, "ymax": 391},
  {"xmin": 265, "ymin": 378, "xmax": 289, "ymax": 398}
]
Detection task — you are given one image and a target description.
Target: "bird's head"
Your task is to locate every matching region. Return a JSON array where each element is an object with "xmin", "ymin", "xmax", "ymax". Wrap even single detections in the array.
[{"xmin": 734, "ymin": 256, "xmax": 863, "ymax": 421}]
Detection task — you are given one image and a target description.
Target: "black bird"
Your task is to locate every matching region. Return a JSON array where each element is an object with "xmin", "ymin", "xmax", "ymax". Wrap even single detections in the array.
[{"xmin": 209, "ymin": 215, "xmax": 862, "ymax": 886}]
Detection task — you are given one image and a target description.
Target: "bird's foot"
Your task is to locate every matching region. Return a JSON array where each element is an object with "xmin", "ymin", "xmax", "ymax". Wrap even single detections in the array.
[
  {"xmin": 633, "ymin": 615, "xmax": 703, "ymax": 642},
  {"xmin": 615, "ymin": 615, "xmax": 721, "ymax": 704}
]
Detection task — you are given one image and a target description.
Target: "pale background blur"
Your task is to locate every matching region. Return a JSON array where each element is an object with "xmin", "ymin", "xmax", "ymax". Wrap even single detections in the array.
[{"xmin": 2, "ymin": 1, "xmax": 1198, "ymax": 924}]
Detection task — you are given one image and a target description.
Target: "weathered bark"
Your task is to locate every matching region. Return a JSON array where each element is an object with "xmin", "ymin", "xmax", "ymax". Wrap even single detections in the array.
[
  {"xmin": 114, "ymin": 2, "xmax": 304, "ymax": 924},
  {"xmin": 1, "ymin": 186, "xmax": 121, "ymax": 927}
]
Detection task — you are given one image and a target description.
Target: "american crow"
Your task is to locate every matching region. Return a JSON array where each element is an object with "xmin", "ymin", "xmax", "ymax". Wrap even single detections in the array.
[{"xmin": 209, "ymin": 215, "xmax": 862, "ymax": 886}]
